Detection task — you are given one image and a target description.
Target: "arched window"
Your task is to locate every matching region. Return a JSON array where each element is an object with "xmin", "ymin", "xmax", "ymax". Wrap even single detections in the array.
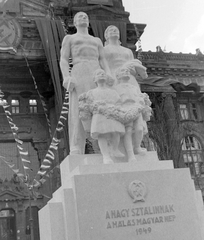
[{"xmin": 182, "ymin": 136, "xmax": 204, "ymax": 177}]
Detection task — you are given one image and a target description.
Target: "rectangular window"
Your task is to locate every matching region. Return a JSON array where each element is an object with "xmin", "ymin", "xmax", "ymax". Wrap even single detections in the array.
[
  {"xmin": 182, "ymin": 136, "xmax": 204, "ymax": 177},
  {"xmin": 29, "ymin": 99, "xmax": 37, "ymax": 113},
  {"xmin": 191, "ymin": 103, "xmax": 198, "ymax": 120},
  {"xmin": 179, "ymin": 104, "xmax": 189, "ymax": 120},
  {"xmin": 11, "ymin": 99, "xmax": 20, "ymax": 114},
  {"xmin": 179, "ymin": 102, "xmax": 199, "ymax": 121}
]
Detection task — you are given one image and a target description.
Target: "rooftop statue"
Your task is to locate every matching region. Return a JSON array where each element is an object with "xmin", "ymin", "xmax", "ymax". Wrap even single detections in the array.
[{"xmin": 60, "ymin": 12, "xmax": 111, "ymax": 155}]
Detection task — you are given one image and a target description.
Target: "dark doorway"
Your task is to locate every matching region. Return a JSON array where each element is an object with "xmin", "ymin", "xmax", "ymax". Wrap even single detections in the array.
[{"xmin": 0, "ymin": 209, "xmax": 16, "ymax": 240}]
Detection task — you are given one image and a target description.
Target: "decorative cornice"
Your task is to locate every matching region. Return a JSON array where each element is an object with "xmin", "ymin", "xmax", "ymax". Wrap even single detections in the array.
[
  {"xmin": 0, "ymin": 190, "xmax": 26, "ymax": 201},
  {"xmin": 140, "ymin": 51, "xmax": 204, "ymax": 62},
  {"xmin": 71, "ymin": 5, "xmax": 130, "ymax": 18}
]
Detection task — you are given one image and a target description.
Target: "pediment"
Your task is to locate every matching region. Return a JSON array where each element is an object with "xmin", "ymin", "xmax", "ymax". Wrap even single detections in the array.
[{"xmin": 0, "ymin": 190, "xmax": 26, "ymax": 201}]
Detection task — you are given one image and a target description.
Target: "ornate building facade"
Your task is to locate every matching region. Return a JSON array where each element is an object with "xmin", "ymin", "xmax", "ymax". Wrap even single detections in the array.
[
  {"xmin": 140, "ymin": 50, "xmax": 204, "ymax": 196},
  {"xmin": 0, "ymin": 0, "xmax": 204, "ymax": 239}
]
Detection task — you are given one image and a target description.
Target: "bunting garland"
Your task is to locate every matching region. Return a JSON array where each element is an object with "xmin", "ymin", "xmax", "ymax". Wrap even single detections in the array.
[
  {"xmin": 0, "ymin": 20, "xmax": 69, "ymax": 190},
  {"xmin": 0, "ymin": 90, "xmax": 32, "ymax": 180},
  {"xmin": 20, "ymin": 45, "xmax": 52, "ymax": 138},
  {"xmin": 59, "ymin": 17, "xmax": 68, "ymax": 35},
  {"xmin": 0, "ymin": 155, "xmax": 32, "ymax": 197},
  {"xmin": 0, "ymin": 18, "xmax": 70, "ymax": 199},
  {"xmin": 0, "ymin": 85, "xmax": 65, "ymax": 194},
  {"xmin": 32, "ymin": 91, "xmax": 69, "ymax": 187}
]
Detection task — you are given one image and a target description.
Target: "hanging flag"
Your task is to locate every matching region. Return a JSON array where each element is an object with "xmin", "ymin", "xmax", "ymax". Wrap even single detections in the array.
[{"xmin": 19, "ymin": 151, "xmax": 29, "ymax": 156}]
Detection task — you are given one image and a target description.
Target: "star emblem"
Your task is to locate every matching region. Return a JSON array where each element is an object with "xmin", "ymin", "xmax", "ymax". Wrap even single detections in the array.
[{"xmin": 0, "ymin": 13, "xmax": 22, "ymax": 54}]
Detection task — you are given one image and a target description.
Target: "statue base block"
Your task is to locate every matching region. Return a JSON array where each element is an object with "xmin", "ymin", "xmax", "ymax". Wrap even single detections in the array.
[{"xmin": 39, "ymin": 152, "xmax": 204, "ymax": 240}]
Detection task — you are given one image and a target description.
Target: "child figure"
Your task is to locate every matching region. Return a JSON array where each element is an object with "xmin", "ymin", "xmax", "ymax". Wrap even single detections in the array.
[
  {"xmin": 115, "ymin": 67, "xmax": 151, "ymax": 162},
  {"xmin": 79, "ymin": 69, "xmax": 125, "ymax": 164}
]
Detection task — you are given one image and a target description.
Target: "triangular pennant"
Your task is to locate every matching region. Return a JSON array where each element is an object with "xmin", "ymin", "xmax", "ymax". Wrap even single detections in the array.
[
  {"xmin": 15, "ymin": 139, "xmax": 23, "ymax": 145},
  {"xmin": 7, "ymin": 116, "xmax": 13, "ymax": 121},
  {"xmin": 17, "ymin": 145, "xmax": 23, "ymax": 150},
  {"xmin": 17, "ymin": 173, "xmax": 25, "ymax": 177},
  {"xmin": 58, "ymin": 121, "xmax": 64, "ymax": 126},
  {"xmin": 22, "ymin": 158, "xmax": 31, "ymax": 163},
  {"xmin": 24, "ymin": 166, "xmax": 30, "ymax": 170},
  {"xmin": 59, "ymin": 116, "xmax": 66, "ymax": 120},
  {"xmin": 5, "ymin": 110, "xmax": 11, "ymax": 115},
  {"xmin": 53, "ymin": 137, "xmax": 60, "ymax": 143},
  {"xmin": 46, "ymin": 153, "xmax": 55, "ymax": 160},
  {"xmin": 37, "ymin": 170, "xmax": 46, "ymax": 176},
  {"xmin": 3, "ymin": 104, "xmax": 10, "ymax": 109},
  {"xmin": 41, "ymin": 165, "xmax": 51, "ymax": 169},
  {"xmin": 39, "ymin": 178, "xmax": 46, "ymax": 184},
  {"xmin": 8, "ymin": 164, "xmax": 15, "ymax": 168},
  {"xmin": 50, "ymin": 144, "xmax": 58, "ymax": 150},
  {"xmin": 43, "ymin": 159, "xmax": 52, "ymax": 164},
  {"xmin": 56, "ymin": 127, "xmax": 63, "ymax": 132},
  {"xmin": 51, "ymin": 141, "xmax": 59, "ymax": 146},
  {"xmin": 48, "ymin": 150, "xmax": 54, "ymax": 156},
  {"xmin": 33, "ymin": 179, "xmax": 41, "ymax": 187},
  {"xmin": 19, "ymin": 151, "xmax": 29, "ymax": 156},
  {"xmin": 61, "ymin": 111, "xmax": 68, "ymax": 115}
]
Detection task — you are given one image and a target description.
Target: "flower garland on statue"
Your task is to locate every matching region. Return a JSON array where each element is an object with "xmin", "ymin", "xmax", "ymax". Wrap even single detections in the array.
[{"xmin": 79, "ymin": 92, "xmax": 152, "ymax": 126}]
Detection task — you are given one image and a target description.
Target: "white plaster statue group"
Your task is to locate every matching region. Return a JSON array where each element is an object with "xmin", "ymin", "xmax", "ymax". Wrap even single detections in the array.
[{"xmin": 60, "ymin": 12, "xmax": 152, "ymax": 164}]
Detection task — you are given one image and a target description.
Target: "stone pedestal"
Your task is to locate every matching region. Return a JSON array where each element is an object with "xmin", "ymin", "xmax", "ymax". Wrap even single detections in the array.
[{"xmin": 38, "ymin": 152, "xmax": 204, "ymax": 240}]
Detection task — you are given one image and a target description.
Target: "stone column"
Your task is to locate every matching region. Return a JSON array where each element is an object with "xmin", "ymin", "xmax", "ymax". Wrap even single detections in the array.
[{"xmin": 162, "ymin": 93, "xmax": 182, "ymax": 167}]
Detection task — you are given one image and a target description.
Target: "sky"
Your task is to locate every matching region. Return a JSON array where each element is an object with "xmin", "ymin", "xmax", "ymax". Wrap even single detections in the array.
[{"xmin": 122, "ymin": 0, "xmax": 204, "ymax": 54}]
